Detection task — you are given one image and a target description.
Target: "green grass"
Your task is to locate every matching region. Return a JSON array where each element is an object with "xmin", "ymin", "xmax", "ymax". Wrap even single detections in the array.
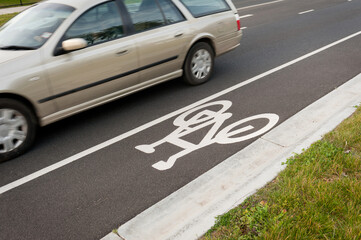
[
  {"xmin": 0, "ymin": 13, "xmax": 17, "ymax": 26},
  {"xmin": 202, "ymin": 106, "xmax": 361, "ymax": 240},
  {"xmin": 0, "ymin": 0, "xmax": 41, "ymax": 8}
]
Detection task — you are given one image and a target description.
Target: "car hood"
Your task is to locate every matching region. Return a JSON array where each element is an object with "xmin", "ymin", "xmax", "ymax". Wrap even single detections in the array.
[{"xmin": 0, "ymin": 50, "xmax": 33, "ymax": 64}]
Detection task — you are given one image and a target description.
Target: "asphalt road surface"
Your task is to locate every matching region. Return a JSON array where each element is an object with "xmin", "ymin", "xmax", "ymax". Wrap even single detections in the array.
[{"xmin": 1, "ymin": 0, "xmax": 360, "ymax": 239}]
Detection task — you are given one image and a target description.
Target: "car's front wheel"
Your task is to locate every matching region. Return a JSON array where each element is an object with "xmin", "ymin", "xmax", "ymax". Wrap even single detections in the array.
[
  {"xmin": 183, "ymin": 42, "xmax": 214, "ymax": 85},
  {"xmin": 0, "ymin": 98, "xmax": 37, "ymax": 162}
]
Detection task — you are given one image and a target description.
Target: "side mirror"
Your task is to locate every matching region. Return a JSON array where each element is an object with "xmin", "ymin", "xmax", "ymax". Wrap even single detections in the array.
[{"xmin": 62, "ymin": 38, "xmax": 87, "ymax": 52}]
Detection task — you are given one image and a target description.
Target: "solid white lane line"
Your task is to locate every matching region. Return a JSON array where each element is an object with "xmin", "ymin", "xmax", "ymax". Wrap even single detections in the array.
[
  {"xmin": 241, "ymin": 27, "xmax": 248, "ymax": 30},
  {"xmin": 237, "ymin": 0, "xmax": 284, "ymax": 10},
  {"xmin": 239, "ymin": 14, "xmax": 254, "ymax": 19},
  {"xmin": 299, "ymin": 9, "xmax": 315, "ymax": 15},
  {"xmin": 1, "ymin": 30, "xmax": 361, "ymax": 195}
]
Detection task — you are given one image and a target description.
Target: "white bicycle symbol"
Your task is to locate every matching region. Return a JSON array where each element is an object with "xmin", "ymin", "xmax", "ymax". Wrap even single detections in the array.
[{"xmin": 136, "ymin": 100, "xmax": 279, "ymax": 171}]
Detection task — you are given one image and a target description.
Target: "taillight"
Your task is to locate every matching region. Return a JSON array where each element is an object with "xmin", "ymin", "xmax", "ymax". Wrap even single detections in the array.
[{"xmin": 235, "ymin": 14, "xmax": 241, "ymax": 31}]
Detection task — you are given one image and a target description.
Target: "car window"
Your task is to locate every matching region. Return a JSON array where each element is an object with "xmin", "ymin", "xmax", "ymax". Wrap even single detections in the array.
[
  {"xmin": 180, "ymin": 0, "xmax": 230, "ymax": 18},
  {"xmin": 123, "ymin": 0, "xmax": 166, "ymax": 32},
  {"xmin": 0, "ymin": 3, "xmax": 74, "ymax": 50},
  {"xmin": 64, "ymin": 1, "xmax": 124, "ymax": 47},
  {"xmin": 157, "ymin": 0, "xmax": 185, "ymax": 24}
]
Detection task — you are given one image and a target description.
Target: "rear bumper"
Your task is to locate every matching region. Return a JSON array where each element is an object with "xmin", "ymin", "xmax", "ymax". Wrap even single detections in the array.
[{"xmin": 216, "ymin": 30, "xmax": 242, "ymax": 56}]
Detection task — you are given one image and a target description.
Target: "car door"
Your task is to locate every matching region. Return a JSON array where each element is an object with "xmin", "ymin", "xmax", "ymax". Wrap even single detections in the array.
[
  {"xmin": 123, "ymin": 0, "xmax": 191, "ymax": 84},
  {"xmin": 43, "ymin": 1, "xmax": 139, "ymax": 112}
]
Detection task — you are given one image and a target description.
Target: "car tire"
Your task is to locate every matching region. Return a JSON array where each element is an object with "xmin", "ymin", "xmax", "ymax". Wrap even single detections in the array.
[
  {"xmin": 183, "ymin": 42, "xmax": 214, "ymax": 85},
  {"xmin": 0, "ymin": 98, "xmax": 37, "ymax": 162}
]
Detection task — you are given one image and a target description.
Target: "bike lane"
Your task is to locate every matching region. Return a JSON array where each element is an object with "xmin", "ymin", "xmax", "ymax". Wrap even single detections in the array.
[
  {"xmin": 1, "ymin": 0, "xmax": 360, "ymax": 187},
  {"xmin": 0, "ymin": 29, "xmax": 360, "ymax": 239}
]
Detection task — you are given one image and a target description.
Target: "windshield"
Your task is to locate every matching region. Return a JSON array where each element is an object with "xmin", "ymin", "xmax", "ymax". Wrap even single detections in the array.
[{"xmin": 0, "ymin": 3, "xmax": 75, "ymax": 50}]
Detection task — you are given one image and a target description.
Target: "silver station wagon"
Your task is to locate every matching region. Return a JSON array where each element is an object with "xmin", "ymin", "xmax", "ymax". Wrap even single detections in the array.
[{"xmin": 0, "ymin": 0, "xmax": 242, "ymax": 161}]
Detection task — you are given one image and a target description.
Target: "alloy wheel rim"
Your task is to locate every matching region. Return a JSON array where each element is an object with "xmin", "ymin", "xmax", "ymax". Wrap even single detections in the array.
[
  {"xmin": 0, "ymin": 109, "xmax": 28, "ymax": 153},
  {"xmin": 191, "ymin": 49, "xmax": 211, "ymax": 80}
]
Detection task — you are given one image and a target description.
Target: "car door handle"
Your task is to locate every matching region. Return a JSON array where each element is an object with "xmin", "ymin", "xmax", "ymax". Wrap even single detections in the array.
[
  {"xmin": 174, "ymin": 32, "xmax": 184, "ymax": 38},
  {"xmin": 116, "ymin": 50, "xmax": 129, "ymax": 56}
]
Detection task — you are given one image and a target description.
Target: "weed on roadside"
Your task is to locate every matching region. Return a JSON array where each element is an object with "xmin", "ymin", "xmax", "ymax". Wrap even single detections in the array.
[
  {"xmin": 201, "ymin": 106, "xmax": 361, "ymax": 240},
  {"xmin": 0, "ymin": 13, "xmax": 17, "ymax": 26}
]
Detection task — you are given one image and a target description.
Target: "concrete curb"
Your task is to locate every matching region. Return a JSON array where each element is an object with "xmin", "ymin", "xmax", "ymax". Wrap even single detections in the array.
[{"xmin": 102, "ymin": 73, "xmax": 361, "ymax": 240}]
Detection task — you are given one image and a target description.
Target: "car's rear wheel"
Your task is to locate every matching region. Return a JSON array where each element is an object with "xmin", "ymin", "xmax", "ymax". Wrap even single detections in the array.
[
  {"xmin": 0, "ymin": 99, "xmax": 37, "ymax": 162},
  {"xmin": 183, "ymin": 42, "xmax": 214, "ymax": 85}
]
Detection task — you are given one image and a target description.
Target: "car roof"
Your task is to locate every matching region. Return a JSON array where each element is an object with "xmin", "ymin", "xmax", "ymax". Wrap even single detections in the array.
[{"xmin": 41, "ymin": 0, "xmax": 105, "ymax": 10}]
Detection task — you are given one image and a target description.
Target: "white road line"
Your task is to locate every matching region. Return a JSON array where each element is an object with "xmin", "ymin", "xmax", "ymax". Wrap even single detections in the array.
[
  {"xmin": 239, "ymin": 14, "xmax": 254, "ymax": 19},
  {"xmin": 299, "ymin": 9, "xmax": 315, "ymax": 15},
  {"xmin": 237, "ymin": 0, "xmax": 284, "ymax": 11},
  {"xmin": 241, "ymin": 27, "xmax": 248, "ymax": 30},
  {"xmin": 1, "ymin": 30, "xmax": 361, "ymax": 195}
]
